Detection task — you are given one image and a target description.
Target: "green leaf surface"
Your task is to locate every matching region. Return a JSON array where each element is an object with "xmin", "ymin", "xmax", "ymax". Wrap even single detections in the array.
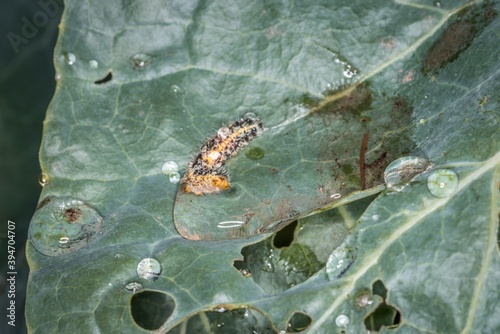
[{"xmin": 27, "ymin": 0, "xmax": 499, "ymax": 333}]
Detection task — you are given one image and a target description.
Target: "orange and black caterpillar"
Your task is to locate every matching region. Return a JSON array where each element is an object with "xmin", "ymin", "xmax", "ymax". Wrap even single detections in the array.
[{"xmin": 181, "ymin": 117, "xmax": 263, "ymax": 195}]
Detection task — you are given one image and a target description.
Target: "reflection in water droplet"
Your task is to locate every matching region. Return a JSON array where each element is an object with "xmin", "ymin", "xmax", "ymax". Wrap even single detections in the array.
[
  {"xmin": 38, "ymin": 172, "xmax": 48, "ymax": 187},
  {"xmin": 217, "ymin": 221, "xmax": 245, "ymax": 228},
  {"xmin": 169, "ymin": 172, "xmax": 180, "ymax": 183},
  {"xmin": 28, "ymin": 197, "xmax": 103, "ymax": 256},
  {"xmin": 427, "ymin": 169, "xmax": 458, "ymax": 198},
  {"xmin": 130, "ymin": 53, "xmax": 153, "ymax": 70},
  {"xmin": 384, "ymin": 156, "xmax": 431, "ymax": 192},
  {"xmin": 89, "ymin": 60, "xmax": 99, "ymax": 69},
  {"xmin": 137, "ymin": 258, "xmax": 162, "ymax": 281},
  {"xmin": 170, "ymin": 84, "xmax": 182, "ymax": 94},
  {"xmin": 64, "ymin": 52, "xmax": 76, "ymax": 65},
  {"xmin": 217, "ymin": 126, "xmax": 231, "ymax": 139},
  {"xmin": 55, "ymin": 72, "xmax": 61, "ymax": 81},
  {"xmin": 371, "ymin": 214, "xmax": 380, "ymax": 221},
  {"xmin": 326, "ymin": 234, "xmax": 357, "ymax": 280},
  {"xmin": 125, "ymin": 282, "xmax": 143, "ymax": 294},
  {"xmin": 330, "ymin": 193, "xmax": 342, "ymax": 199},
  {"xmin": 335, "ymin": 314, "xmax": 350, "ymax": 328},
  {"xmin": 59, "ymin": 237, "xmax": 70, "ymax": 244},
  {"xmin": 161, "ymin": 161, "xmax": 178, "ymax": 176}
]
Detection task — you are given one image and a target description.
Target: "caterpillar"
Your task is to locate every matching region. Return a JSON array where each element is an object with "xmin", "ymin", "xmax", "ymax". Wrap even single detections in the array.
[{"xmin": 181, "ymin": 117, "xmax": 263, "ymax": 195}]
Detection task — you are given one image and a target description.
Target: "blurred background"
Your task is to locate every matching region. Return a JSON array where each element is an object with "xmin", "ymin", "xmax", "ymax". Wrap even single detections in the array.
[{"xmin": 0, "ymin": 1, "xmax": 64, "ymax": 332}]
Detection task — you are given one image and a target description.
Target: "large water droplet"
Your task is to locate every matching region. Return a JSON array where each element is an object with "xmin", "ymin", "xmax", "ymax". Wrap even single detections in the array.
[
  {"xmin": 125, "ymin": 282, "xmax": 143, "ymax": 294},
  {"xmin": 137, "ymin": 258, "xmax": 161, "ymax": 281},
  {"xmin": 384, "ymin": 156, "xmax": 431, "ymax": 192},
  {"xmin": 169, "ymin": 172, "xmax": 180, "ymax": 184},
  {"xmin": 64, "ymin": 52, "xmax": 76, "ymax": 65},
  {"xmin": 353, "ymin": 290, "xmax": 374, "ymax": 310},
  {"xmin": 326, "ymin": 234, "xmax": 357, "ymax": 280},
  {"xmin": 335, "ymin": 314, "xmax": 350, "ymax": 328},
  {"xmin": 38, "ymin": 172, "xmax": 48, "ymax": 187},
  {"xmin": 130, "ymin": 53, "xmax": 153, "ymax": 70},
  {"xmin": 28, "ymin": 197, "xmax": 103, "ymax": 256},
  {"xmin": 161, "ymin": 161, "xmax": 179, "ymax": 175},
  {"xmin": 427, "ymin": 169, "xmax": 458, "ymax": 198}
]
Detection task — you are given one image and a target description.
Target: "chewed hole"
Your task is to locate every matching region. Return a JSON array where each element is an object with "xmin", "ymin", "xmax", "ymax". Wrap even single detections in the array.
[
  {"xmin": 94, "ymin": 72, "xmax": 112, "ymax": 84},
  {"xmin": 287, "ymin": 312, "xmax": 312, "ymax": 332},
  {"xmin": 130, "ymin": 291, "xmax": 175, "ymax": 330},
  {"xmin": 168, "ymin": 307, "xmax": 273, "ymax": 333},
  {"xmin": 364, "ymin": 280, "xmax": 401, "ymax": 332},
  {"xmin": 273, "ymin": 220, "xmax": 298, "ymax": 248}
]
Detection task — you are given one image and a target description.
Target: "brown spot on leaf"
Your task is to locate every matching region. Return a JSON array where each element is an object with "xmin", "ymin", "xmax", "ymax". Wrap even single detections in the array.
[
  {"xmin": 424, "ymin": 21, "xmax": 475, "ymax": 73},
  {"xmin": 65, "ymin": 208, "xmax": 82, "ymax": 223}
]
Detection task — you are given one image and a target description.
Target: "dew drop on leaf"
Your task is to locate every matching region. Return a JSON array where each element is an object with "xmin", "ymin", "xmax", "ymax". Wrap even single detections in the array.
[
  {"xmin": 383, "ymin": 156, "xmax": 431, "ymax": 192},
  {"xmin": 326, "ymin": 234, "xmax": 357, "ymax": 280},
  {"xmin": 64, "ymin": 52, "xmax": 76, "ymax": 65},
  {"xmin": 161, "ymin": 160, "xmax": 179, "ymax": 175},
  {"xmin": 335, "ymin": 314, "xmax": 350, "ymax": 328},
  {"xmin": 38, "ymin": 172, "xmax": 48, "ymax": 187},
  {"xmin": 427, "ymin": 169, "xmax": 458, "ymax": 198},
  {"xmin": 169, "ymin": 172, "xmax": 180, "ymax": 183},
  {"xmin": 137, "ymin": 258, "xmax": 161, "ymax": 281},
  {"xmin": 130, "ymin": 53, "xmax": 153, "ymax": 70},
  {"xmin": 125, "ymin": 282, "xmax": 143, "ymax": 294},
  {"xmin": 28, "ymin": 197, "xmax": 103, "ymax": 256},
  {"xmin": 88, "ymin": 59, "xmax": 99, "ymax": 69},
  {"xmin": 217, "ymin": 126, "xmax": 231, "ymax": 139}
]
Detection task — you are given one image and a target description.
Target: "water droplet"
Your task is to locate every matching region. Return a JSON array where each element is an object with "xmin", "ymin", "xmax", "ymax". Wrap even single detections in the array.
[
  {"xmin": 217, "ymin": 221, "xmax": 245, "ymax": 228},
  {"xmin": 326, "ymin": 234, "xmax": 357, "ymax": 280},
  {"xmin": 169, "ymin": 172, "xmax": 180, "ymax": 183},
  {"xmin": 28, "ymin": 197, "xmax": 104, "ymax": 256},
  {"xmin": 354, "ymin": 291, "xmax": 374, "ymax": 309},
  {"xmin": 55, "ymin": 72, "xmax": 61, "ymax": 81},
  {"xmin": 130, "ymin": 53, "xmax": 153, "ymax": 70},
  {"xmin": 125, "ymin": 282, "xmax": 143, "ymax": 294},
  {"xmin": 384, "ymin": 156, "xmax": 431, "ymax": 192},
  {"xmin": 335, "ymin": 314, "xmax": 350, "ymax": 328},
  {"xmin": 434, "ymin": 1, "xmax": 441, "ymax": 8},
  {"xmin": 243, "ymin": 112, "xmax": 258, "ymax": 120},
  {"xmin": 343, "ymin": 66, "xmax": 357, "ymax": 78},
  {"xmin": 240, "ymin": 268, "xmax": 252, "ymax": 277},
  {"xmin": 371, "ymin": 214, "xmax": 380, "ymax": 221},
  {"xmin": 161, "ymin": 161, "xmax": 179, "ymax": 175},
  {"xmin": 64, "ymin": 52, "xmax": 76, "ymax": 65},
  {"xmin": 89, "ymin": 60, "xmax": 99, "ymax": 69},
  {"xmin": 38, "ymin": 172, "xmax": 48, "ymax": 186},
  {"xmin": 217, "ymin": 126, "xmax": 231, "ymax": 139},
  {"xmin": 170, "ymin": 84, "xmax": 183, "ymax": 94},
  {"xmin": 427, "ymin": 169, "xmax": 458, "ymax": 198},
  {"xmin": 137, "ymin": 258, "xmax": 162, "ymax": 281},
  {"xmin": 330, "ymin": 193, "xmax": 342, "ymax": 199}
]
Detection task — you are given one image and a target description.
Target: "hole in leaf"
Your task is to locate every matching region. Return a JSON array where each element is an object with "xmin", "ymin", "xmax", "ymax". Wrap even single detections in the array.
[
  {"xmin": 94, "ymin": 72, "xmax": 112, "ymax": 84},
  {"xmin": 130, "ymin": 291, "xmax": 175, "ymax": 330},
  {"xmin": 364, "ymin": 280, "xmax": 401, "ymax": 332},
  {"xmin": 273, "ymin": 220, "xmax": 298, "ymax": 248},
  {"xmin": 287, "ymin": 312, "xmax": 312, "ymax": 332},
  {"xmin": 169, "ymin": 306, "xmax": 275, "ymax": 333}
]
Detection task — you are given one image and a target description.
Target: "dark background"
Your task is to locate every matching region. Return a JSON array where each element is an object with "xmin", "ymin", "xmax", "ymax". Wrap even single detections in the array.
[{"xmin": 0, "ymin": 0, "xmax": 64, "ymax": 333}]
